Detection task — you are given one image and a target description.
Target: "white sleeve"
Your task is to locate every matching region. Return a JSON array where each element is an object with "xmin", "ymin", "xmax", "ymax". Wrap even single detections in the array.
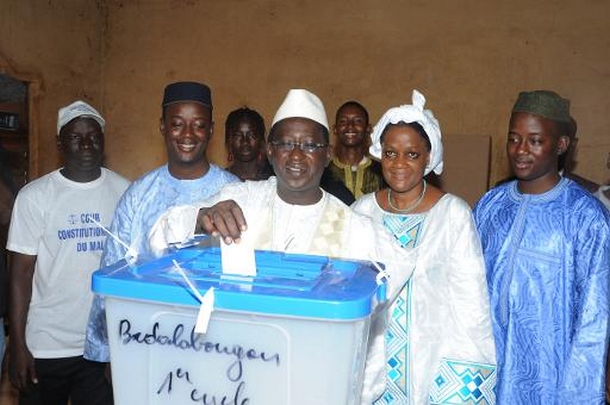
[
  {"xmin": 148, "ymin": 204, "xmax": 202, "ymax": 256},
  {"xmin": 147, "ymin": 181, "xmax": 263, "ymax": 256},
  {"xmin": 345, "ymin": 210, "xmax": 417, "ymax": 404},
  {"xmin": 360, "ymin": 309, "xmax": 388, "ymax": 404}
]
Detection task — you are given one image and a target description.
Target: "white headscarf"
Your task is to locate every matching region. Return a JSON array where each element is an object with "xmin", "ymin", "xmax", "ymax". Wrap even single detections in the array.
[{"xmin": 369, "ymin": 89, "xmax": 443, "ymax": 176}]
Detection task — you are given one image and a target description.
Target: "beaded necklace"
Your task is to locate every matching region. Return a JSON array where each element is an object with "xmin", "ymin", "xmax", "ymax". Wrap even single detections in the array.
[{"xmin": 387, "ymin": 180, "xmax": 427, "ymax": 214}]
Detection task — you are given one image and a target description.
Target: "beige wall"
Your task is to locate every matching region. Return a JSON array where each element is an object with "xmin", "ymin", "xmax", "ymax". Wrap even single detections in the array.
[
  {"xmin": 2, "ymin": 0, "xmax": 609, "ymax": 198},
  {"xmin": 0, "ymin": 0, "xmax": 104, "ymax": 176}
]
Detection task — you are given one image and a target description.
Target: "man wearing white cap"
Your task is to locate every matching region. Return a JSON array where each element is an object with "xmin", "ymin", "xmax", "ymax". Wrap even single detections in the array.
[
  {"xmin": 149, "ymin": 88, "xmax": 416, "ymax": 403},
  {"xmin": 7, "ymin": 100, "xmax": 129, "ymax": 404}
]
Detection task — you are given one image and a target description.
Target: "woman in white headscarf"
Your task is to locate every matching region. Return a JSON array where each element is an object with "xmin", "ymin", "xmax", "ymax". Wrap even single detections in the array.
[{"xmin": 352, "ymin": 90, "xmax": 497, "ymax": 404}]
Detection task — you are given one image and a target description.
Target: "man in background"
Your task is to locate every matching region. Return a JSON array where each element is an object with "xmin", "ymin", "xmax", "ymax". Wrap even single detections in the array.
[{"xmin": 327, "ymin": 101, "xmax": 383, "ymax": 199}]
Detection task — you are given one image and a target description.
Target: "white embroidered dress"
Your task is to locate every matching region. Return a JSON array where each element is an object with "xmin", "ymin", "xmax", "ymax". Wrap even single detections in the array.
[{"xmin": 352, "ymin": 192, "xmax": 497, "ymax": 405}]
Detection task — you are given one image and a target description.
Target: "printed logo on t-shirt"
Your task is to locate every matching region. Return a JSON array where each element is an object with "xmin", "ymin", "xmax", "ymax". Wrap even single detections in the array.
[{"xmin": 57, "ymin": 212, "xmax": 107, "ymax": 253}]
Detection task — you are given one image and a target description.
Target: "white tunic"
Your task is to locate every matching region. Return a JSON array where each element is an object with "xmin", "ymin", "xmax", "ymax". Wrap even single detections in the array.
[
  {"xmin": 149, "ymin": 177, "xmax": 418, "ymax": 404},
  {"xmin": 352, "ymin": 192, "xmax": 497, "ymax": 404}
]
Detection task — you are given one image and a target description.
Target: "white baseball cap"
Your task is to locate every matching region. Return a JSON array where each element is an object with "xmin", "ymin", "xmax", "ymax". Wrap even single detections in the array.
[
  {"xmin": 57, "ymin": 100, "xmax": 105, "ymax": 135},
  {"xmin": 271, "ymin": 89, "xmax": 328, "ymax": 130}
]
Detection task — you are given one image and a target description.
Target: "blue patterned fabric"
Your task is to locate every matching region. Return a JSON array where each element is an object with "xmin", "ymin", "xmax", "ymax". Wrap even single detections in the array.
[
  {"xmin": 376, "ymin": 278, "xmax": 413, "ymax": 404},
  {"xmin": 100, "ymin": 164, "xmax": 238, "ymax": 267},
  {"xmin": 383, "ymin": 213, "xmax": 424, "ymax": 250},
  {"xmin": 474, "ymin": 178, "xmax": 610, "ymax": 404},
  {"xmin": 374, "ymin": 214, "xmax": 423, "ymax": 404},
  {"xmin": 83, "ymin": 164, "xmax": 238, "ymax": 362},
  {"xmin": 430, "ymin": 359, "xmax": 496, "ymax": 404}
]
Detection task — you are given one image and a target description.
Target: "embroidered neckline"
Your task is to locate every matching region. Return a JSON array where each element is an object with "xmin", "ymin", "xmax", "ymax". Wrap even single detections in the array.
[{"xmin": 271, "ymin": 192, "xmax": 328, "ymax": 251}]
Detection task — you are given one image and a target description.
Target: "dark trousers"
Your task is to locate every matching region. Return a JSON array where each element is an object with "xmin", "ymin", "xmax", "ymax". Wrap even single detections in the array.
[{"xmin": 19, "ymin": 356, "xmax": 113, "ymax": 405}]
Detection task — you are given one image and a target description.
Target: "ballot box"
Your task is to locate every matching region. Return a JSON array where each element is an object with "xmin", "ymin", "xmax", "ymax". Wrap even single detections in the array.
[{"xmin": 92, "ymin": 247, "xmax": 385, "ymax": 405}]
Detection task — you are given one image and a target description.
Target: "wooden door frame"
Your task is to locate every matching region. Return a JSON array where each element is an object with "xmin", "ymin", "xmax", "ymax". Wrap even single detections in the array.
[{"xmin": 0, "ymin": 52, "xmax": 42, "ymax": 180}]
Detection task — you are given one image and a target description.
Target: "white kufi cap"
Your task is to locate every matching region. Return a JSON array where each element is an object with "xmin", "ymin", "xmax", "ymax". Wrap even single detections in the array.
[
  {"xmin": 57, "ymin": 100, "xmax": 105, "ymax": 135},
  {"xmin": 369, "ymin": 89, "xmax": 443, "ymax": 176},
  {"xmin": 271, "ymin": 89, "xmax": 329, "ymax": 130}
]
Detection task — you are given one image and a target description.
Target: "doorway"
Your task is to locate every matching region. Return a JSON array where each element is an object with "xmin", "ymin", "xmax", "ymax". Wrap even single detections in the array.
[{"xmin": 0, "ymin": 74, "xmax": 29, "ymax": 189}]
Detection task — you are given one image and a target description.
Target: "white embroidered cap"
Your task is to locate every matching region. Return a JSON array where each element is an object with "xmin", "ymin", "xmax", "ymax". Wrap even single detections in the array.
[
  {"xmin": 271, "ymin": 89, "xmax": 329, "ymax": 131},
  {"xmin": 57, "ymin": 100, "xmax": 105, "ymax": 135},
  {"xmin": 369, "ymin": 89, "xmax": 444, "ymax": 176}
]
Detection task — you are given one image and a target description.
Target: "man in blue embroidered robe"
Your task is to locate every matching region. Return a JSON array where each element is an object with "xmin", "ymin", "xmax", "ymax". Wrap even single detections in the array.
[
  {"xmin": 84, "ymin": 82, "xmax": 239, "ymax": 364},
  {"xmin": 474, "ymin": 90, "xmax": 610, "ymax": 404}
]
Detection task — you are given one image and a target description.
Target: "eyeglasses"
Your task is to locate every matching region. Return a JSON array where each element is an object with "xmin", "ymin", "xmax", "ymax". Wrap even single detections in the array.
[{"xmin": 270, "ymin": 140, "xmax": 328, "ymax": 153}]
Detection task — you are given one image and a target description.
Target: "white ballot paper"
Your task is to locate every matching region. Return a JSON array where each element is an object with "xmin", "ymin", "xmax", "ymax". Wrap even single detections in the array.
[{"xmin": 220, "ymin": 231, "xmax": 257, "ymax": 276}]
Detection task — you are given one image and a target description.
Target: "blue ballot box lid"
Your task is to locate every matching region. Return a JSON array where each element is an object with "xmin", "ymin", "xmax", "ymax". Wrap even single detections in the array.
[{"xmin": 92, "ymin": 247, "xmax": 384, "ymax": 320}]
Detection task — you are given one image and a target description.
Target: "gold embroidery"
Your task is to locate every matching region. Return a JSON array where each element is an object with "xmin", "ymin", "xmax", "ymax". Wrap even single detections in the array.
[
  {"xmin": 254, "ymin": 194, "xmax": 346, "ymax": 256},
  {"xmin": 331, "ymin": 157, "xmax": 374, "ymax": 199}
]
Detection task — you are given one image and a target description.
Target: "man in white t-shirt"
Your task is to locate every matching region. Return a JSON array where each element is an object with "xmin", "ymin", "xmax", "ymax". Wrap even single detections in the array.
[{"xmin": 7, "ymin": 100, "xmax": 130, "ymax": 405}]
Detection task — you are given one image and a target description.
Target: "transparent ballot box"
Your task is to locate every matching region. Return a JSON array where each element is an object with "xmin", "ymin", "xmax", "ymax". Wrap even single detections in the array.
[{"xmin": 92, "ymin": 247, "xmax": 385, "ymax": 405}]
